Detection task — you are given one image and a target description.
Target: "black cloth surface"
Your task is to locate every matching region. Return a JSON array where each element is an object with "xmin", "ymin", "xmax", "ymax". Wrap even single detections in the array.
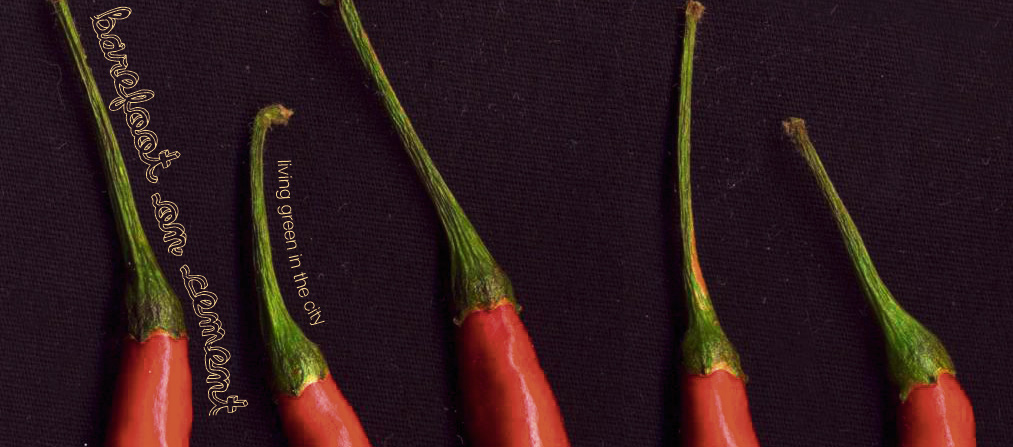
[{"xmin": 2, "ymin": 0, "xmax": 1011, "ymax": 445}]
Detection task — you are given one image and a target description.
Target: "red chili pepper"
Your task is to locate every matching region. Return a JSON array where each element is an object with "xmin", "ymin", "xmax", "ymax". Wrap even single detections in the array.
[
  {"xmin": 674, "ymin": 3, "xmax": 762, "ymax": 446},
  {"xmin": 681, "ymin": 371, "xmax": 760, "ymax": 447},
  {"xmin": 51, "ymin": 1, "xmax": 192, "ymax": 445},
  {"xmin": 783, "ymin": 118, "xmax": 976, "ymax": 446},
  {"xmin": 334, "ymin": 1, "xmax": 571, "ymax": 445},
  {"xmin": 107, "ymin": 332, "xmax": 192, "ymax": 447},
  {"xmin": 901, "ymin": 373, "xmax": 976, "ymax": 447},
  {"xmin": 457, "ymin": 302, "xmax": 570, "ymax": 446},
  {"xmin": 250, "ymin": 105, "xmax": 372, "ymax": 447}
]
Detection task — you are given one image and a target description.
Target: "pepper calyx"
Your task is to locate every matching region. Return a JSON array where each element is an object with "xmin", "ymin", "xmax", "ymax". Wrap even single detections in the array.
[
  {"xmin": 682, "ymin": 317, "xmax": 746, "ymax": 380},
  {"xmin": 265, "ymin": 326, "xmax": 331, "ymax": 397},
  {"xmin": 452, "ymin": 262, "xmax": 519, "ymax": 325}
]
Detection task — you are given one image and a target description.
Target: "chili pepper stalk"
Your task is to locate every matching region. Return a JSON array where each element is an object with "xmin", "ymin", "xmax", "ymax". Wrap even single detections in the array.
[
  {"xmin": 674, "ymin": 3, "xmax": 762, "ymax": 446},
  {"xmin": 676, "ymin": 0, "xmax": 743, "ymax": 381},
  {"xmin": 249, "ymin": 105, "xmax": 328, "ymax": 396},
  {"xmin": 782, "ymin": 118, "xmax": 956, "ymax": 398},
  {"xmin": 783, "ymin": 118, "xmax": 975, "ymax": 446},
  {"xmin": 51, "ymin": 1, "xmax": 192, "ymax": 445},
  {"xmin": 335, "ymin": 0, "xmax": 515, "ymax": 322},
  {"xmin": 250, "ymin": 105, "xmax": 372, "ymax": 446},
  {"xmin": 51, "ymin": 0, "xmax": 186, "ymax": 342},
  {"xmin": 333, "ymin": 1, "xmax": 570, "ymax": 444}
]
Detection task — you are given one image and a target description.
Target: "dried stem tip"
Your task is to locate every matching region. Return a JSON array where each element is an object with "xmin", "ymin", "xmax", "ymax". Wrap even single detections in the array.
[
  {"xmin": 782, "ymin": 117, "xmax": 808, "ymax": 142},
  {"xmin": 687, "ymin": 1, "xmax": 705, "ymax": 20},
  {"xmin": 259, "ymin": 104, "xmax": 294, "ymax": 126}
]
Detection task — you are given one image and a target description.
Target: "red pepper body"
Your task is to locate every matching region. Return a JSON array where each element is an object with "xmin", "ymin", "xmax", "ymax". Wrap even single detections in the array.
[
  {"xmin": 275, "ymin": 373, "xmax": 372, "ymax": 447},
  {"xmin": 107, "ymin": 331, "xmax": 192, "ymax": 447},
  {"xmin": 681, "ymin": 370, "xmax": 760, "ymax": 447},
  {"xmin": 899, "ymin": 373, "xmax": 976, "ymax": 447},
  {"xmin": 456, "ymin": 304, "xmax": 570, "ymax": 447}
]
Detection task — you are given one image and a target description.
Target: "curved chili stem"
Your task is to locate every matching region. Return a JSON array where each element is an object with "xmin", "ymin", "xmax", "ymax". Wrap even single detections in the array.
[
  {"xmin": 51, "ymin": 0, "xmax": 185, "ymax": 341},
  {"xmin": 782, "ymin": 118, "xmax": 954, "ymax": 399},
  {"xmin": 675, "ymin": 1, "xmax": 745, "ymax": 379},
  {"xmin": 250, "ymin": 105, "xmax": 330, "ymax": 396},
  {"xmin": 336, "ymin": 0, "xmax": 516, "ymax": 323}
]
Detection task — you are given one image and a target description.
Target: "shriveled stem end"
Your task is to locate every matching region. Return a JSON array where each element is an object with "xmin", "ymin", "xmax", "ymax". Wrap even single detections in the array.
[
  {"xmin": 782, "ymin": 117, "xmax": 807, "ymax": 142},
  {"xmin": 686, "ymin": 1, "xmax": 705, "ymax": 21},
  {"xmin": 258, "ymin": 104, "xmax": 294, "ymax": 127}
]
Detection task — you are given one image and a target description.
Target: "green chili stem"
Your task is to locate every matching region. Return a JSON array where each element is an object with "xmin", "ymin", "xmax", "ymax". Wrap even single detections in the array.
[
  {"xmin": 675, "ymin": 1, "xmax": 745, "ymax": 379},
  {"xmin": 678, "ymin": 1, "xmax": 713, "ymax": 325},
  {"xmin": 783, "ymin": 118, "xmax": 954, "ymax": 398},
  {"xmin": 52, "ymin": 0, "xmax": 184, "ymax": 340},
  {"xmin": 336, "ymin": 0, "xmax": 515, "ymax": 322},
  {"xmin": 250, "ymin": 105, "xmax": 329, "ymax": 396}
]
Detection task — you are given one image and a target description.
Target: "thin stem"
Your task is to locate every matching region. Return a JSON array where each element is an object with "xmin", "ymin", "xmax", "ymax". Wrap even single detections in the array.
[
  {"xmin": 783, "ymin": 118, "xmax": 954, "ymax": 397},
  {"xmin": 52, "ymin": 0, "xmax": 184, "ymax": 340},
  {"xmin": 250, "ymin": 105, "xmax": 328, "ymax": 396},
  {"xmin": 251, "ymin": 106, "xmax": 299, "ymax": 338},
  {"xmin": 675, "ymin": 1, "xmax": 743, "ymax": 378},
  {"xmin": 781, "ymin": 119, "xmax": 903, "ymax": 316},
  {"xmin": 678, "ymin": 1, "xmax": 715, "ymax": 325},
  {"xmin": 337, "ymin": 0, "xmax": 514, "ymax": 321},
  {"xmin": 54, "ymin": 0, "xmax": 147, "ymax": 272}
]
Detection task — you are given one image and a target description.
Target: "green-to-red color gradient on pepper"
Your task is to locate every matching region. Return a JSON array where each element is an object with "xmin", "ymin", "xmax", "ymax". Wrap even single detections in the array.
[
  {"xmin": 50, "ymin": 1, "xmax": 193, "ymax": 445},
  {"xmin": 334, "ymin": 0, "xmax": 571, "ymax": 444},
  {"xmin": 249, "ymin": 105, "xmax": 372, "ymax": 447},
  {"xmin": 675, "ymin": 3, "xmax": 761, "ymax": 446},
  {"xmin": 783, "ymin": 118, "xmax": 976, "ymax": 447}
]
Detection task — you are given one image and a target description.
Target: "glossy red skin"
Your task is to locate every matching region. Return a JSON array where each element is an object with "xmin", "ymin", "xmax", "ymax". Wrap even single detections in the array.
[
  {"xmin": 276, "ymin": 373, "xmax": 372, "ymax": 447},
  {"xmin": 899, "ymin": 373, "xmax": 976, "ymax": 447},
  {"xmin": 681, "ymin": 370, "xmax": 760, "ymax": 447},
  {"xmin": 107, "ymin": 331, "xmax": 192, "ymax": 447},
  {"xmin": 456, "ymin": 304, "xmax": 570, "ymax": 447}
]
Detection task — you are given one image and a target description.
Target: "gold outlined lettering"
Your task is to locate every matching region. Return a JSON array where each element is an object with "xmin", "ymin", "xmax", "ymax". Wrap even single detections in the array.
[
  {"xmin": 90, "ymin": 6, "xmax": 246, "ymax": 416},
  {"xmin": 180, "ymin": 265, "xmax": 248, "ymax": 416},
  {"xmin": 150, "ymin": 193, "xmax": 187, "ymax": 256},
  {"xmin": 90, "ymin": 7, "xmax": 178, "ymax": 183},
  {"xmin": 275, "ymin": 160, "xmax": 324, "ymax": 325}
]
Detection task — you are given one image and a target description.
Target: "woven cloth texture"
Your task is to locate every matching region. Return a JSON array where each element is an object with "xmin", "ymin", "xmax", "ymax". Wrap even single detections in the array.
[{"xmin": 1, "ymin": 1, "xmax": 1010, "ymax": 445}]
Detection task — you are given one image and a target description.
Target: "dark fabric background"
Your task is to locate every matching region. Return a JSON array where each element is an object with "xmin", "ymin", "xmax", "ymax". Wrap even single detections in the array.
[{"xmin": 2, "ymin": 0, "xmax": 1011, "ymax": 445}]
